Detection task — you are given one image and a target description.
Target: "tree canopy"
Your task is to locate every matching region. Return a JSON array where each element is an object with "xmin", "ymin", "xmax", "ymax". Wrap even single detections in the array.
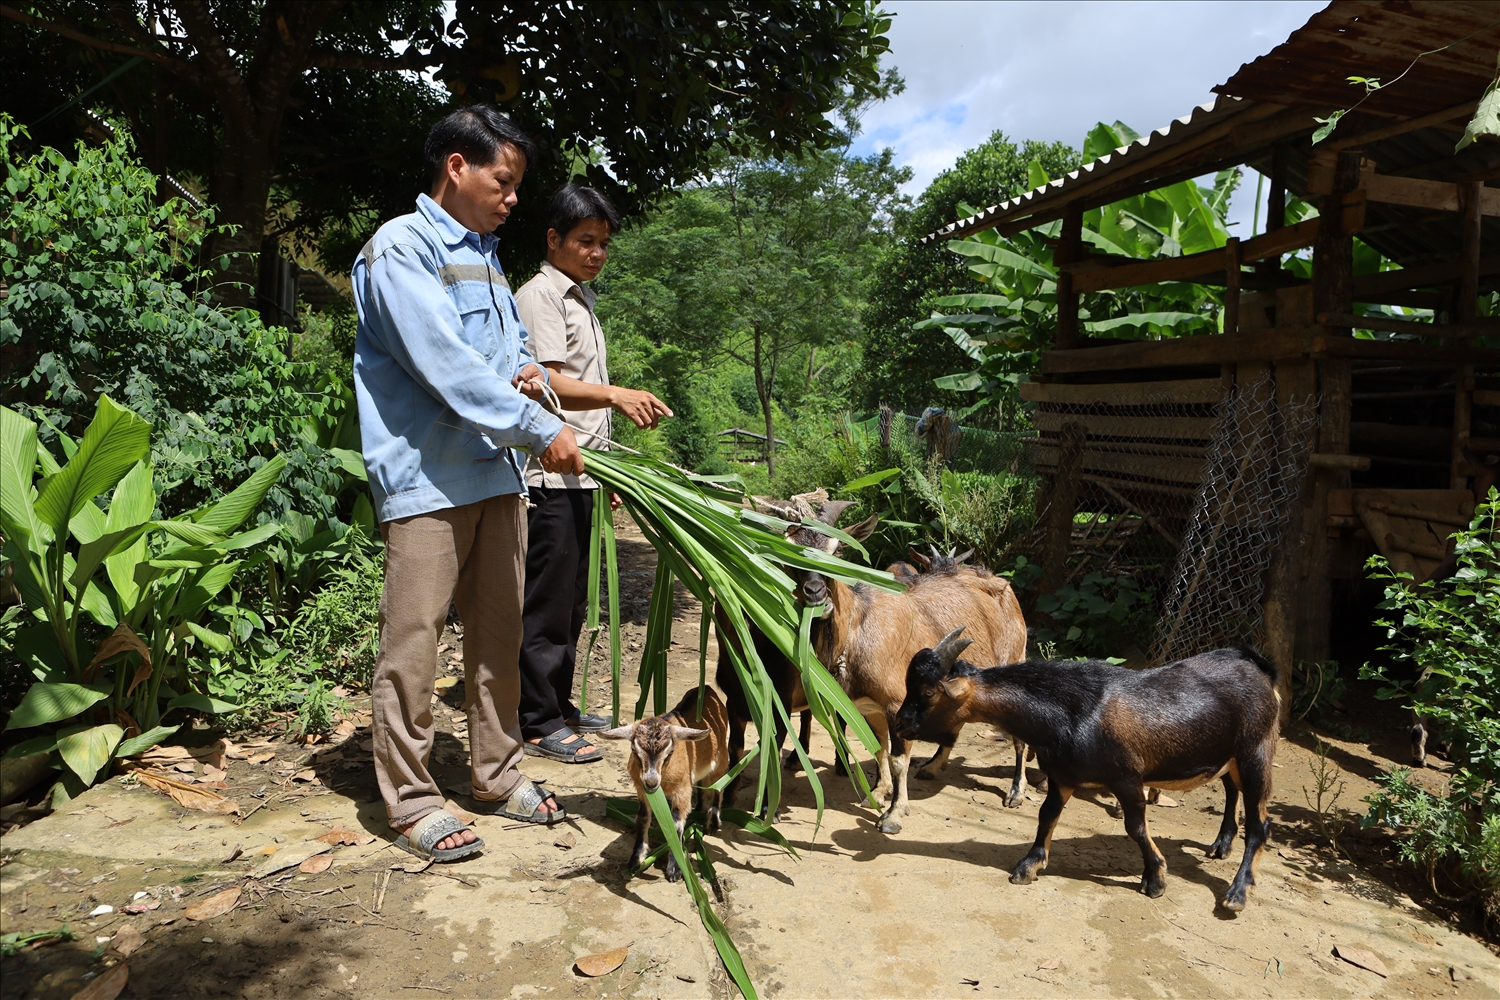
[
  {"xmin": 2, "ymin": 1, "xmax": 893, "ymax": 287},
  {"xmin": 856, "ymin": 129, "xmax": 1079, "ymax": 417}
]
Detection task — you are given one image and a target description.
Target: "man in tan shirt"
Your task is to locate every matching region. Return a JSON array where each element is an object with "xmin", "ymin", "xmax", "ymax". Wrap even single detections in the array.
[{"xmin": 513, "ymin": 184, "xmax": 671, "ymax": 762}]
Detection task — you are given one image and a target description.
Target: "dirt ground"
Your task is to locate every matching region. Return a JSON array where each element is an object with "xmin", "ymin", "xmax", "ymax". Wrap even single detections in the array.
[{"xmin": 2, "ymin": 515, "xmax": 1498, "ymax": 999}]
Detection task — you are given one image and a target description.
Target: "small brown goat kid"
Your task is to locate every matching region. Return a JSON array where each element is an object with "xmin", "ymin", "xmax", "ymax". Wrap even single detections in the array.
[
  {"xmin": 600, "ymin": 686, "xmax": 730, "ymax": 882},
  {"xmin": 896, "ymin": 630, "xmax": 1280, "ymax": 911}
]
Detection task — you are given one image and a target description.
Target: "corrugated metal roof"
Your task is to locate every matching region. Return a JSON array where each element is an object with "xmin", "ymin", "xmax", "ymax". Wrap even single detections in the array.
[
  {"xmin": 924, "ymin": 1, "xmax": 1500, "ymax": 253},
  {"xmin": 1215, "ymin": 1, "xmax": 1500, "ymax": 119}
]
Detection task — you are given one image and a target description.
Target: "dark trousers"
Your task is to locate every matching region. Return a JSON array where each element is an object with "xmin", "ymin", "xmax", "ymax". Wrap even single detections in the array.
[{"xmin": 518, "ymin": 487, "xmax": 594, "ymax": 740}]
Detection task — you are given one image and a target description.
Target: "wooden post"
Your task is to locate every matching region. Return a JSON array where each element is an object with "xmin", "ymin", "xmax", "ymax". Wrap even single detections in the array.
[
  {"xmin": 1453, "ymin": 181, "xmax": 1481, "ymax": 489},
  {"xmin": 1055, "ymin": 202, "xmax": 1084, "ymax": 350},
  {"xmin": 1300, "ymin": 151, "xmax": 1362, "ymax": 666},
  {"xmin": 1039, "ymin": 421, "xmax": 1087, "ymax": 595},
  {"xmin": 1262, "ymin": 357, "xmax": 1316, "ymax": 722},
  {"xmin": 1223, "ymin": 236, "xmax": 1242, "ymax": 336},
  {"xmin": 1255, "ymin": 145, "xmax": 1287, "ymax": 288}
]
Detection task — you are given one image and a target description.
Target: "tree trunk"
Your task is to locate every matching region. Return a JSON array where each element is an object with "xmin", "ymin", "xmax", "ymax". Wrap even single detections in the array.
[{"xmin": 751, "ymin": 323, "xmax": 775, "ymax": 478}]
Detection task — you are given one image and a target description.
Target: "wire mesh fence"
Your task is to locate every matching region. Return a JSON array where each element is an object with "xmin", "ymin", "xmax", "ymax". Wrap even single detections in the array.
[{"xmin": 1149, "ymin": 375, "xmax": 1319, "ymax": 664}]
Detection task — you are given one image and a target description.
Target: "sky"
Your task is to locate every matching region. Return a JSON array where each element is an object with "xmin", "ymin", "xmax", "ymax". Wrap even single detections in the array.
[{"xmin": 850, "ymin": 0, "xmax": 1328, "ymax": 234}]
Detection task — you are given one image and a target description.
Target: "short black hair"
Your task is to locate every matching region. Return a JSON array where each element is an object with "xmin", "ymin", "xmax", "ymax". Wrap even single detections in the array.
[
  {"xmin": 424, "ymin": 105, "xmax": 537, "ymax": 185},
  {"xmin": 546, "ymin": 183, "xmax": 622, "ymax": 239}
]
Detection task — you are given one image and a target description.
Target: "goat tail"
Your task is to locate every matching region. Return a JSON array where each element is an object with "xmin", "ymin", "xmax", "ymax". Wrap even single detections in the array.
[{"xmin": 1236, "ymin": 643, "xmax": 1278, "ymax": 687}]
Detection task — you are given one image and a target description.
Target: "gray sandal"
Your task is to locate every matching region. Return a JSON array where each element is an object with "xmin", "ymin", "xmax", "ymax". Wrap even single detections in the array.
[
  {"xmin": 470, "ymin": 778, "xmax": 566, "ymax": 824},
  {"xmin": 392, "ymin": 809, "xmax": 484, "ymax": 862}
]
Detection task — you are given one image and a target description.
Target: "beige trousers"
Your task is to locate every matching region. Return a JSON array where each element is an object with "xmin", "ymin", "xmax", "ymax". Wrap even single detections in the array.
[{"xmin": 374, "ymin": 494, "xmax": 528, "ymax": 828}]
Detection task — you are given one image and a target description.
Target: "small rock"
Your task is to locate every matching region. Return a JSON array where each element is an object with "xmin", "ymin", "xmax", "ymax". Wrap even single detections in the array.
[
  {"xmin": 1333, "ymin": 945, "xmax": 1388, "ymax": 978},
  {"xmin": 89, "ymin": 904, "xmax": 115, "ymax": 916}
]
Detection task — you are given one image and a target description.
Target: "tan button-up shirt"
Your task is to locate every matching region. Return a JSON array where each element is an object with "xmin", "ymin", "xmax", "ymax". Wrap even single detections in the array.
[{"xmin": 515, "ymin": 260, "xmax": 610, "ymax": 489}]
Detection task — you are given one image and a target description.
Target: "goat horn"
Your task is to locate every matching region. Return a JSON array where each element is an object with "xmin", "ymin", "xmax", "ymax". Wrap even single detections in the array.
[
  {"xmin": 929, "ymin": 544, "xmax": 942, "ymax": 560},
  {"xmin": 934, "ymin": 627, "xmax": 973, "ymax": 670}
]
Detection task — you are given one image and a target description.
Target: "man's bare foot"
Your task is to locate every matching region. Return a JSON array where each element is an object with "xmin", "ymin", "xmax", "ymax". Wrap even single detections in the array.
[{"xmin": 394, "ymin": 817, "xmax": 478, "ymax": 853}]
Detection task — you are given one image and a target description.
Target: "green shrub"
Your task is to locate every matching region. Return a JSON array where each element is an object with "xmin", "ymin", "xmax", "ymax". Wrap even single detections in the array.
[
  {"xmin": 0, "ymin": 114, "xmax": 346, "ymax": 523},
  {"xmin": 1360, "ymin": 489, "xmax": 1499, "ymax": 928}
]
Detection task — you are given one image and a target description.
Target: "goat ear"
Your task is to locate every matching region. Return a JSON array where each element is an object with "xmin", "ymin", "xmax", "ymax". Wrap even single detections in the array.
[
  {"xmin": 934, "ymin": 626, "xmax": 973, "ymax": 670},
  {"xmin": 847, "ymin": 513, "xmax": 880, "ymax": 542},
  {"xmin": 669, "ymin": 726, "xmax": 711, "ymax": 742},
  {"xmin": 815, "ymin": 499, "xmax": 855, "ymax": 526},
  {"xmin": 908, "ymin": 546, "xmax": 930, "ymax": 570},
  {"xmin": 939, "ymin": 675, "xmax": 973, "ymax": 701},
  {"xmin": 598, "ymin": 725, "xmax": 635, "ymax": 740}
]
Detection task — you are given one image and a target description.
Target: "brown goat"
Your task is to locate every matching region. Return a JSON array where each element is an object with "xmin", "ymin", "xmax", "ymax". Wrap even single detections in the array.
[
  {"xmin": 600, "ymin": 686, "xmax": 730, "ymax": 882},
  {"xmin": 775, "ymin": 497, "xmax": 1029, "ymax": 833}
]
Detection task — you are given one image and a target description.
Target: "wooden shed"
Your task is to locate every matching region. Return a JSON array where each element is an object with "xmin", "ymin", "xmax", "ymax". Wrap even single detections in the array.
[{"xmin": 925, "ymin": 1, "xmax": 1500, "ymax": 700}]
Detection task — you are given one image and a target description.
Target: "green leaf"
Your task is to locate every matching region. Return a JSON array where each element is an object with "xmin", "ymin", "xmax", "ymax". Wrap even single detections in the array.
[
  {"xmin": 1457, "ymin": 55, "xmax": 1500, "ymax": 152},
  {"xmin": 32, "ymin": 396, "xmax": 150, "ymax": 539},
  {"xmin": 6, "ymin": 682, "xmax": 110, "ymax": 730},
  {"xmin": 183, "ymin": 621, "xmax": 232, "ymax": 652},
  {"xmin": 115, "ymin": 724, "xmax": 181, "ymax": 758},
  {"xmin": 189, "ymin": 455, "xmax": 287, "ymax": 533},
  {"xmin": 720, "ymin": 808, "xmax": 800, "ymax": 858},
  {"xmin": 56, "ymin": 724, "xmax": 124, "ymax": 784},
  {"xmin": 644, "ymin": 787, "xmax": 757, "ymax": 999},
  {"xmin": 1311, "ymin": 109, "xmax": 1346, "ymax": 145},
  {"xmin": 934, "ymin": 372, "xmax": 985, "ymax": 391},
  {"xmin": 172, "ymin": 560, "xmax": 241, "ymax": 620},
  {"xmin": 166, "ymin": 692, "xmax": 243, "ymax": 715},
  {"xmin": 328, "ymin": 447, "xmax": 368, "ymax": 482},
  {"xmin": 0, "ymin": 406, "xmax": 44, "ymax": 555},
  {"xmin": 841, "ymin": 468, "xmax": 900, "ymax": 492},
  {"xmin": 4, "ymin": 733, "xmax": 59, "ymax": 758}
]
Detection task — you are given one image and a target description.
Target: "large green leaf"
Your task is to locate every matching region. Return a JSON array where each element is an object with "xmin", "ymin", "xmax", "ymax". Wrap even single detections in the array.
[
  {"xmin": 189, "ymin": 454, "xmax": 287, "ymax": 533},
  {"xmin": 0, "ymin": 406, "xmax": 44, "ymax": 555},
  {"xmin": 115, "ymin": 724, "xmax": 181, "ymax": 759},
  {"xmin": 183, "ymin": 621, "xmax": 232, "ymax": 652},
  {"xmin": 166, "ymin": 692, "xmax": 243, "ymax": 715},
  {"xmin": 56, "ymin": 723, "xmax": 124, "ymax": 785},
  {"xmin": 328, "ymin": 447, "xmax": 368, "ymax": 482},
  {"xmin": 105, "ymin": 461, "xmax": 157, "ymax": 610},
  {"xmin": 5, "ymin": 682, "xmax": 110, "ymax": 729},
  {"xmin": 32, "ymin": 396, "xmax": 150, "ymax": 539},
  {"xmin": 172, "ymin": 560, "xmax": 241, "ymax": 620},
  {"xmin": 1458, "ymin": 54, "xmax": 1500, "ymax": 152}
]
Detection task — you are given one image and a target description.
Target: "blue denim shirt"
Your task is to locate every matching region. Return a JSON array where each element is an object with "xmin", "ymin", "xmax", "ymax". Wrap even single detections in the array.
[{"xmin": 352, "ymin": 195, "xmax": 563, "ymax": 522}]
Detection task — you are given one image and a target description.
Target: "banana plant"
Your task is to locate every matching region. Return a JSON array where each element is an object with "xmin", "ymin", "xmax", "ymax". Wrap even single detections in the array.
[{"xmin": 1, "ymin": 396, "xmax": 286, "ymax": 796}]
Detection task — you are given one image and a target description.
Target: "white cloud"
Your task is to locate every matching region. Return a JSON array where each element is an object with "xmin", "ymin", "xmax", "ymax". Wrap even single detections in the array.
[{"xmin": 853, "ymin": 0, "xmax": 1327, "ymax": 231}]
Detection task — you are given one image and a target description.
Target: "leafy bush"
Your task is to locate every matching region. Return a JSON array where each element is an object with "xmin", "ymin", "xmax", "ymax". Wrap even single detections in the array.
[
  {"xmin": 1012, "ymin": 561, "xmax": 1150, "ymax": 659},
  {"xmin": 1360, "ymin": 489, "xmax": 1499, "ymax": 926},
  {"xmin": 1, "ymin": 397, "xmax": 284, "ymax": 800},
  {"xmin": 0, "ymin": 115, "xmax": 346, "ymax": 523}
]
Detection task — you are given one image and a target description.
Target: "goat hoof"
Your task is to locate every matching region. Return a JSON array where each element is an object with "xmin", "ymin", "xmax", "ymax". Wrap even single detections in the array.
[
  {"xmin": 877, "ymin": 816, "xmax": 903, "ymax": 835},
  {"xmin": 1219, "ymin": 891, "xmax": 1247, "ymax": 912},
  {"xmin": 1141, "ymin": 878, "xmax": 1166, "ymax": 898},
  {"xmin": 784, "ymin": 756, "xmax": 804, "ymax": 773},
  {"xmin": 1205, "ymin": 843, "xmax": 1231, "ymax": 859},
  {"xmin": 1009, "ymin": 868, "xmax": 1038, "ymax": 885},
  {"xmin": 916, "ymin": 768, "xmax": 936, "ymax": 780},
  {"xmin": 1003, "ymin": 791, "xmax": 1025, "ymax": 809}
]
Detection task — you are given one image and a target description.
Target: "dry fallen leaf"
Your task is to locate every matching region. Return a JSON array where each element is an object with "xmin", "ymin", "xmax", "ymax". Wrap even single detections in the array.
[
  {"xmin": 131, "ymin": 768, "xmax": 240, "ymax": 815},
  {"xmin": 318, "ymin": 825, "xmax": 376, "ymax": 847},
  {"xmin": 291, "ymin": 769, "xmax": 318, "ymax": 783},
  {"xmin": 141, "ymin": 746, "xmax": 192, "ymax": 763},
  {"xmin": 257, "ymin": 844, "xmax": 279, "ymax": 856},
  {"xmin": 252, "ymin": 843, "xmax": 332, "ymax": 879},
  {"xmin": 1154, "ymin": 793, "xmax": 1180, "ymax": 808},
  {"xmin": 184, "ymin": 887, "xmax": 241, "ymax": 921},
  {"xmin": 299, "ymin": 853, "xmax": 334, "ymax": 874},
  {"xmin": 1333, "ymin": 945, "xmax": 1389, "ymax": 978},
  {"xmin": 247, "ymin": 751, "xmax": 276, "ymax": 765},
  {"xmin": 1038, "ymin": 957, "xmax": 1060, "ymax": 971},
  {"xmin": 203, "ymin": 765, "xmax": 227, "ymax": 783},
  {"xmin": 554, "ymin": 832, "xmax": 576, "ymax": 850},
  {"xmin": 68, "ymin": 961, "xmax": 129, "ymax": 1000},
  {"xmin": 398, "ymin": 857, "xmax": 432, "ymax": 874},
  {"xmin": 358, "ymin": 740, "xmax": 375, "ymax": 753},
  {"xmin": 332, "ymin": 720, "xmax": 356, "ymax": 739},
  {"xmin": 575, "ymin": 946, "xmax": 629, "ymax": 977},
  {"xmin": 110, "ymin": 925, "xmax": 145, "ymax": 957},
  {"xmin": 434, "ymin": 676, "xmax": 459, "ymax": 691},
  {"xmin": 173, "ymin": 763, "xmax": 198, "ymax": 774}
]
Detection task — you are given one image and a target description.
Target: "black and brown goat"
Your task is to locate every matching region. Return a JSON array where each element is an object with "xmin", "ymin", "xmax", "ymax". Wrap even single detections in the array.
[
  {"xmin": 721, "ymin": 495, "xmax": 1029, "ymax": 833},
  {"xmin": 895, "ymin": 630, "xmax": 1280, "ymax": 911},
  {"xmin": 600, "ymin": 686, "xmax": 730, "ymax": 882}
]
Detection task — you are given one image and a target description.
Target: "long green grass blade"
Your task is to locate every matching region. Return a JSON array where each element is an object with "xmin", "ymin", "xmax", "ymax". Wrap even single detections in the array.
[{"xmin": 644, "ymin": 787, "xmax": 756, "ymax": 1000}]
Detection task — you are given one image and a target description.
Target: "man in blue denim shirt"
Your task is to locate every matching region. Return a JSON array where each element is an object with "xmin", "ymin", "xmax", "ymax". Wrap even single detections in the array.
[{"xmin": 353, "ymin": 107, "xmax": 581, "ymax": 860}]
